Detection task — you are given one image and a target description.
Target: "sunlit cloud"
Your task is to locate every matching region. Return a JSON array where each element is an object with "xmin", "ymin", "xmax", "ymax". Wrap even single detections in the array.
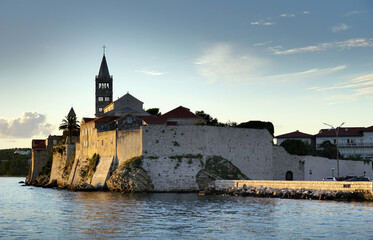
[
  {"xmin": 309, "ymin": 73, "xmax": 373, "ymax": 104},
  {"xmin": 250, "ymin": 19, "xmax": 275, "ymax": 26},
  {"xmin": 253, "ymin": 41, "xmax": 272, "ymax": 47},
  {"xmin": 270, "ymin": 38, "xmax": 373, "ymax": 55},
  {"xmin": 265, "ymin": 65, "xmax": 346, "ymax": 82},
  {"xmin": 303, "ymin": 11, "xmax": 310, "ymax": 14},
  {"xmin": 136, "ymin": 70, "xmax": 165, "ymax": 76},
  {"xmin": 0, "ymin": 112, "xmax": 55, "ymax": 139},
  {"xmin": 280, "ymin": 13, "xmax": 295, "ymax": 17},
  {"xmin": 195, "ymin": 43, "xmax": 267, "ymax": 83},
  {"xmin": 331, "ymin": 23, "xmax": 349, "ymax": 32}
]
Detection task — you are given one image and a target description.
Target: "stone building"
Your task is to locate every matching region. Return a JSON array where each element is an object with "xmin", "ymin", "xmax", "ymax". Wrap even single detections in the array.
[{"xmin": 26, "ymin": 135, "xmax": 62, "ymax": 184}]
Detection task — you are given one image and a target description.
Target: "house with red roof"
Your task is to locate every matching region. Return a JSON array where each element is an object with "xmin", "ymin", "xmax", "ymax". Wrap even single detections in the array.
[
  {"xmin": 277, "ymin": 126, "xmax": 373, "ymax": 159},
  {"xmin": 276, "ymin": 130, "xmax": 314, "ymax": 146},
  {"xmin": 315, "ymin": 126, "xmax": 373, "ymax": 159}
]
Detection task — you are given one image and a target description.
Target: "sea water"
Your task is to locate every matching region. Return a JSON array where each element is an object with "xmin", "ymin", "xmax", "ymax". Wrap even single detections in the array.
[{"xmin": 1, "ymin": 177, "xmax": 372, "ymax": 239}]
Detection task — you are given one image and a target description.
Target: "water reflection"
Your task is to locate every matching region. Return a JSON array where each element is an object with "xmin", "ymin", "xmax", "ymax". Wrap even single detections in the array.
[{"xmin": 1, "ymin": 178, "xmax": 373, "ymax": 240}]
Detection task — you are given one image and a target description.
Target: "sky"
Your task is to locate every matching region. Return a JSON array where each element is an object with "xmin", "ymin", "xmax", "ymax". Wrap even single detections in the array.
[{"xmin": 0, "ymin": 0, "xmax": 373, "ymax": 149}]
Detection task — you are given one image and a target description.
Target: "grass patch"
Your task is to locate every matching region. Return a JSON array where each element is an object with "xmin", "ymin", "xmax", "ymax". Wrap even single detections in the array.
[{"xmin": 121, "ymin": 156, "xmax": 144, "ymax": 170}]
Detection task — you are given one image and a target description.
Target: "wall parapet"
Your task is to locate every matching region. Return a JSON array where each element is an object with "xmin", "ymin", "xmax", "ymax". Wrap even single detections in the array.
[{"xmin": 215, "ymin": 180, "xmax": 373, "ymax": 192}]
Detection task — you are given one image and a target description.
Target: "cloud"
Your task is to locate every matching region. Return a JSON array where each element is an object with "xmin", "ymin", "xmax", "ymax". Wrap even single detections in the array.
[
  {"xmin": 270, "ymin": 38, "xmax": 373, "ymax": 55},
  {"xmin": 280, "ymin": 13, "xmax": 295, "ymax": 17},
  {"xmin": 0, "ymin": 112, "xmax": 55, "ymax": 139},
  {"xmin": 345, "ymin": 10, "xmax": 361, "ymax": 16},
  {"xmin": 309, "ymin": 73, "xmax": 373, "ymax": 104},
  {"xmin": 331, "ymin": 23, "xmax": 349, "ymax": 32},
  {"xmin": 265, "ymin": 65, "xmax": 346, "ymax": 82},
  {"xmin": 303, "ymin": 11, "xmax": 310, "ymax": 14},
  {"xmin": 253, "ymin": 41, "xmax": 272, "ymax": 47},
  {"xmin": 195, "ymin": 43, "xmax": 267, "ymax": 83},
  {"xmin": 250, "ymin": 19, "xmax": 275, "ymax": 26},
  {"xmin": 136, "ymin": 70, "xmax": 165, "ymax": 76}
]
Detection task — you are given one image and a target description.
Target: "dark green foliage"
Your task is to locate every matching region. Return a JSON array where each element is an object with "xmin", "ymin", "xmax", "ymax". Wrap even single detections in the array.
[
  {"xmin": 173, "ymin": 141, "xmax": 180, "ymax": 146},
  {"xmin": 121, "ymin": 156, "xmax": 144, "ymax": 170},
  {"xmin": 280, "ymin": 139, "xmax": 315, "ymax": 156},
  {"xmin": 346, "ymin": 154, "xmax": 364, "ymax": 161},
  {"xmin": 52, "ymin": 146, "xmax": 66, "ymax": 154},
  {"xmin": 204, "ymin": 156, "xmax": 248, "ymax": 180},
  {"xmin": 0, "ymin": 148, "xmax": 30, "ymax": 176},
  {"xmin": 169, "ymin": 154, "xmax": 203, "ymax": 162},
  {"xmin": 195, "ymin": 110, "xmax": 234, "ymax": 127},
  {"xmin": 318, "ymin": 140, "xmax": 342, "ymax": 159},
  {"xmin": 59, "ymin": 115, "xmax": 80, "ymax": 144},
  {"xmin": 237, "ymin": 121, "xmax": 274, "ymax": 136},
  {"xmin": 89, "ymin": 153, "xmax": 100, "ymax": 172},
  {"xmin": 146, "ymin": 108, "xmax": 161, "ymax": 116}
]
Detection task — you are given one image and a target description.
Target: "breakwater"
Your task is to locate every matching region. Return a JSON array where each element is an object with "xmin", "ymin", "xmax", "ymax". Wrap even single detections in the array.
[{"xmin": 208, "ymin": 180, "xmax": 373, "ymax": 201}]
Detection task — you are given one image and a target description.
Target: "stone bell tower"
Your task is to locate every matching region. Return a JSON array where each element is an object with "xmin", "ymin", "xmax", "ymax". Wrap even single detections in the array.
[{"xmin": 95, "ymin": 47, "xmax": 113, "ymax": 117}]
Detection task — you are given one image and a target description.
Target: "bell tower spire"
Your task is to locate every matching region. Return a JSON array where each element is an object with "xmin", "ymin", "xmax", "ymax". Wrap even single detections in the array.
[{"xmin": 95, "ymin": 46, "xmax": 113, "ymax": 117}]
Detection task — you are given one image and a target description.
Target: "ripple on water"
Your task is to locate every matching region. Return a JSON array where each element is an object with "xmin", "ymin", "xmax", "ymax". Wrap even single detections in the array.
[{"xmin": 1, "ymin": 177, "xmax": 373, "ymax": 239}]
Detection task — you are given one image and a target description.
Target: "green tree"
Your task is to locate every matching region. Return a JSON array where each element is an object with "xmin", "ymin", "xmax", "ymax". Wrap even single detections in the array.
[
  {"xmin": 195, "ymin": 110, "xmax": 219, "ymax": 126},
  {"xmin": 280, "ymin": 139, "xmax": 314, "ymax": 156},
  {"xmin": 146, "ymin": 108, "xmax": 161, "ymax": 116},
  {"xmin": 317, "ymin": 140, "xmax": 342, "ymax": 159},
  {"xmin": 59, "ymin": 115, "xmax": 80, "ymax": 144},
  {"xmin": 237, "ymin": 121, "xmax": 274, "ymax": 136}
]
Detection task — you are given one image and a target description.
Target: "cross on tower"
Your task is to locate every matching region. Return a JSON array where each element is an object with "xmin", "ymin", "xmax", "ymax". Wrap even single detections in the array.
[{"xmin": 103, "ymin": 45, "xmax": 106, "ymax": 55}]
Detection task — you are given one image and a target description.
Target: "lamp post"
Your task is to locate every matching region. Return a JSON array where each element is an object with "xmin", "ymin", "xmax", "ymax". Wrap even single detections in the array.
[{"xmin": 323, "ymin": 122, "xmax": 345, "ymax": 178}]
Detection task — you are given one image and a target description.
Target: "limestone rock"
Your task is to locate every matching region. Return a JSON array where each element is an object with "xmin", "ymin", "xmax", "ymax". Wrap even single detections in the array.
[
  {"xmin": 34, "ymin": 175, "xmax": 50, "ymax": 187},
  {"xmin": 106, "ymin": 167, "xmax": 154, "ymax": 193},
  {"xmin": 196, "ymin": 156, "xmax": 249, "ymax": 190}
]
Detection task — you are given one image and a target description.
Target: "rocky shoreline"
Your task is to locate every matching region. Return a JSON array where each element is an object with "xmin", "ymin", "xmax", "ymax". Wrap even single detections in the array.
[{"xmin": 201, "ymin": 185, "xmax": 373, "ymax": 202}]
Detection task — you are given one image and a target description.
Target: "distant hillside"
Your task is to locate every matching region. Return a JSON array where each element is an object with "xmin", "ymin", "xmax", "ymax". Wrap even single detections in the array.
[{"xmin": 0, "ymin": 148, "xmax": 31, "ymax": 176}]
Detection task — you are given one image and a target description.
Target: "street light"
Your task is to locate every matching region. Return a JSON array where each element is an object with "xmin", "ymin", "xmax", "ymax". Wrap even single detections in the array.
[{"xmin": 323, "ymin": 122, "xmax": 345, "ymax": 178}]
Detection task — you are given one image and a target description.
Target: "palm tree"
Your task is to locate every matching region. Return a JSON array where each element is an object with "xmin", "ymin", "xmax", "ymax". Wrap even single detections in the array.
[{"xmin": 59, "ymin": 115, "xmax": 80, "ymax": 144}]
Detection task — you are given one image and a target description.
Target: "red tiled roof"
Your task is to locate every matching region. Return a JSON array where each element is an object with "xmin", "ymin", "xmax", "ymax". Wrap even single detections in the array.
[
  {"xmin": 315, "ymin": 127, "xmax": 365, "ymax": 137},
  {"xmin": 276, "ymin": 130, "xmax": 313, "ymax": 139},
  {"xmin": 161, "ymin": 106, "xmax": 200, "ymax": 119},
  {"xmin": 32, "ymin": 139, "xmax": 46, "ymax": 149},
  {"xmin": 137, "ymin": 115, "xmax": 165, "ymax": 125},
  {"xmin": 138, "ymin": 106, "xmax": 200, "ymax": 125}
]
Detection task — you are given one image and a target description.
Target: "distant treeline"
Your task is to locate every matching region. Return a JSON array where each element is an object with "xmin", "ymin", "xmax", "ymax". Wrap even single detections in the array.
[{"xmin": 0, "ymin": 148, "xmax": 31, "ymax": 176}]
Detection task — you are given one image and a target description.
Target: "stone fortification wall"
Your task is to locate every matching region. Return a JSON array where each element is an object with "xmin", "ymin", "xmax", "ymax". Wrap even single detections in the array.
[
  {"xmin": 272, "ymin": 145, "xmax": 373, "ymax": 181},
  {"xmin": 272, "ymin": 146, "xmax": 305, "ymax": 180},
  {"xmin": 303, "ymin": 156, "xmax": 373, "ymax": 181},
  {"xmin": 117, "ymin": 129, "xmax": 142, "ymax": 166},
  {"xmin": 141, "ymin": 125, "xmax": 273, "ymax": 191},
  {"xmin": 50, "ymin": 145, "xmax": 75, "ymax": 186},
  {"xmin": 27, "ymin": 149, "xmax": 50, "ymax": 183},
  {"xmin": 143, "ymin": 156, "xmax": 203, "ymax": 192},
  {"xmin": 215, "ymin": 180, "xmax": 373, "ymax": 192}
]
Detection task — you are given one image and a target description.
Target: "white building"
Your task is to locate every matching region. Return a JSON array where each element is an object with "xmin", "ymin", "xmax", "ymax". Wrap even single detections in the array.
[{"xmin": 315, "ymin": 126, "xmax": 373, "ymax": 159}]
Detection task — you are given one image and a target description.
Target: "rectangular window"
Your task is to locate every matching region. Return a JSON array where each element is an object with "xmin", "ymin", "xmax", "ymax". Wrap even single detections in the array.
[
  {"xmin": 98, "ymin": 97, "xmax": 103, "ymax": 101},
  {"xmin": 105, "ymin": 97, "xmax": 110, "ymax": 102},
  {"xmin": 99, "ymin": 108, "xmax": 103, "ymax": 112}
]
